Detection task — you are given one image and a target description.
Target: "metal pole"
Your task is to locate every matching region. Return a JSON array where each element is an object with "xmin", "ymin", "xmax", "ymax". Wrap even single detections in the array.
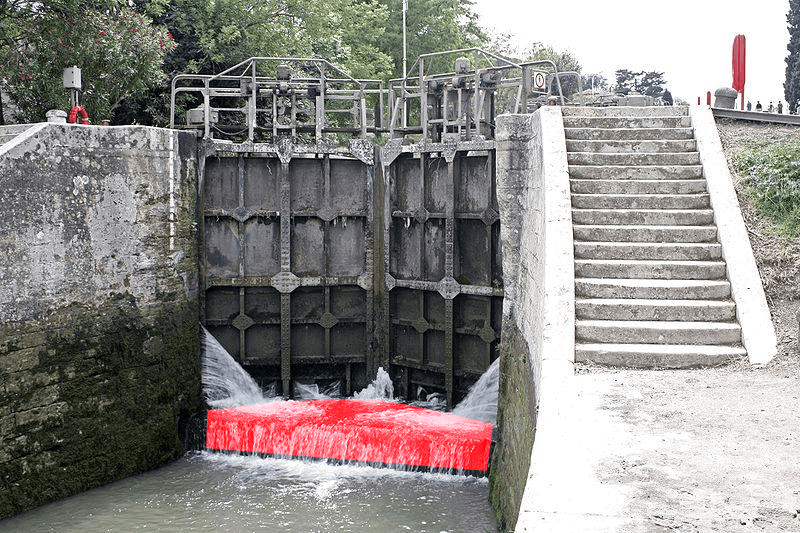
[{"xmin": 402, "ymin": 0, "xmax": 408, "ymax": 79}]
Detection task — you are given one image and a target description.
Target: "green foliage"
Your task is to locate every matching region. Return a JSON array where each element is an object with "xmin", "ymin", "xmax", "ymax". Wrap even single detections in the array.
[
  {"xmin": 786, "ymin": 0, "xmax": 800, "ymax": 110},
  {"xmin": 614, "ymin": 69, "xmax": 667, "ymax": 98},
  {"xmin": 117, "ymin": 0, "xmax": 396, "ymax": 126},
  {"xmin": 0, "ymin": 4, "xmax": 174, "ymax": 122},
  {"xmin": 376, "ymin": 0, "xmax": 484, "ymax": 77},
  {"xmin": 734, "ymin": 139, "xmax": 800, "ymax": 237}
]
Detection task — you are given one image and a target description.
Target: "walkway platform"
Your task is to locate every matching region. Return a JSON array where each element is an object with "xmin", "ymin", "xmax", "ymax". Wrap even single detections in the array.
[{"xmin": 515, "ymin": 361, "xmax": 800, "ymax": 532}]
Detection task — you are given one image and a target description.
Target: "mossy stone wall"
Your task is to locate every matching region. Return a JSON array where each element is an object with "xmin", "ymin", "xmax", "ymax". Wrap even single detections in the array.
[{"xmin": 0, "ymin": 125, "xmax": 202, "ymax": 518}]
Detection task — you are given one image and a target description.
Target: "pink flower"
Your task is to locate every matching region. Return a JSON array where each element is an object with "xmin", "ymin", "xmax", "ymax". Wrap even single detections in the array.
[{"xmin": 99, "ymin": 31, "xmax": 105, "ymax": 36}]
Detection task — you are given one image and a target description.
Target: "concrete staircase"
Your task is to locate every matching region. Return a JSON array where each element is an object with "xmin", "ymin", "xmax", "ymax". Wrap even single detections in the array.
[{"xmin": 563, "ymin": 106, "xmax": 747, "ymax": 367}]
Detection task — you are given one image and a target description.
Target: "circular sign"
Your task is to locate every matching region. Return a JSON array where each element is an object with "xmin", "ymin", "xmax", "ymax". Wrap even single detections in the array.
[{"xmin": 532, "ymin": 71, "xmax": 546, "ymax": 90}]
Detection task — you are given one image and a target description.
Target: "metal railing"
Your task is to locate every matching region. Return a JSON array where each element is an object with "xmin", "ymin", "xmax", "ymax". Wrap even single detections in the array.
[
  {"xmin": 170, "ymin": 57, "xmax": 384, "ymax": 143},
  {"xmin": 170, "ymin": 52, "xmax": 584, "ymax": 143},
  {"xmin": 386, "ymin": 49, "xmax": 582, "ymax": 141}
]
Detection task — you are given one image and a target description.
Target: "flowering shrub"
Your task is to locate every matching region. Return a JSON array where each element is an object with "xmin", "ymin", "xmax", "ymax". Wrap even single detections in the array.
[
  {"xmin": 734, "ymin": 139, "xmax": 800, "ymax": 237},
  {"xmin": 2, "ymin": 6, "xmax": 175, "ymax": 123}
]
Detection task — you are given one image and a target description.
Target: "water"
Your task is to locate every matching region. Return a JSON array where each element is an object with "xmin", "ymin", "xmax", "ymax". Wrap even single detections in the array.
[
  {"xmin": 451, "ymin": 358, "xmax": 499, "ymax": 425},
  {"xmin": 201, "ymin": 329, "xmax": 267, "ymax": 409},
  {"xmin": 0, "ymin": 452, "xmax": 497, "ymax": 532},
  {"xmin": 201, "ymin": 326, "xmax": 498, "ymax": 424},
  {"xmin": 0, "ymin": 329, "xmax": 500, "ymax": 531}
]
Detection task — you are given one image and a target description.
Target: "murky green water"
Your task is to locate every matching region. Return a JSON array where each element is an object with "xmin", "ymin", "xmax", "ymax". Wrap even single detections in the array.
[{"xmin": 0, "ymin": 452, "xmax": 497, "ymax": 532}]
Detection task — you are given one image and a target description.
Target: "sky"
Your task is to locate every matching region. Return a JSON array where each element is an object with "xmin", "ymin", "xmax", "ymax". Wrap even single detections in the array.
[{"xmin": 472, "ymin": 0, "xmax": 790, "ymax": 106}]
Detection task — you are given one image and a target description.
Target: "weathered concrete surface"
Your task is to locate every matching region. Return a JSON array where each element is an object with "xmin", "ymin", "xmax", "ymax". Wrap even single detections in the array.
[
  {"xmin": 490, "ymin": 107, "xmax": 574, "ymax": 531},
  {"xmin": 0, "ymin": 124, "xmax": 202, "ymax": 518},
  {"xmin": 690, "ymin": 105, "xmax": 777, "ymax": 365}
]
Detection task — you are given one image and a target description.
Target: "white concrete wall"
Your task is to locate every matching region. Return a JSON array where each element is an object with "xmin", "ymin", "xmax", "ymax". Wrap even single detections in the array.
[
  {"xmin": 494, "ymin": 107, "xmax": 579, "ymax": 530},
  {"xmin": 690, "ymin": 106, "xmax": 777, "ymax": 365}
]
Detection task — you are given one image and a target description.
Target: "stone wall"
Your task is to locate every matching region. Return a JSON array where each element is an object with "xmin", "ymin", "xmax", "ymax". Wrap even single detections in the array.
[
  {"xmin": 489, "ymin": 108, "xmax": 574, "ymax": 531},
  {"xmin": 0, "ymin": 125, "xmax": 202, "ymax": 518}
]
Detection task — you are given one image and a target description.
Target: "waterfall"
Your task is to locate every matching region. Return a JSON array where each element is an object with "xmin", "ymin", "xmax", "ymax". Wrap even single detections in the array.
[
  {"xmin": 451, "ymin": 358, "xmax": 499, "ymax": 425},
  {"xmin": 201, "ymin": 326, "xmax": 268, "ymax": 408},
  {"xmin": 201, "ymin": 324, "xmax": 498, "ymax": 425}
]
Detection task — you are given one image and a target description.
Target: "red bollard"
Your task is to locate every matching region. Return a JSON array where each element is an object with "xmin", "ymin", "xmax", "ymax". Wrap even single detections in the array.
[{"xmin": 707, "ymin": 91, "xmax": 711, "ymax": 106}]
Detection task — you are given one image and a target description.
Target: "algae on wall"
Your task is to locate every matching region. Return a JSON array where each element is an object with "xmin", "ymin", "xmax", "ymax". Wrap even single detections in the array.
[
  {"xmin": 489, "ymin": 324, "xmax": 536, "ymax": 532},
  {"xmin": 0, "ymin": 125, "xmax": 202, "ymax": 518}
]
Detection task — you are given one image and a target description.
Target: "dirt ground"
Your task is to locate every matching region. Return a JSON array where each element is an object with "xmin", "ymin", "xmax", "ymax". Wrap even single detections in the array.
[{"xmin": 574, "ymin": 119, "xmax": 800, "ymax": 532}]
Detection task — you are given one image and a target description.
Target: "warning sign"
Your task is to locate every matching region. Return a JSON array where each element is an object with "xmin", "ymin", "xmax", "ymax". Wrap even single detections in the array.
[{"xmin": 531, "ymin": 71, "xmax": 547, "ymax": 90}]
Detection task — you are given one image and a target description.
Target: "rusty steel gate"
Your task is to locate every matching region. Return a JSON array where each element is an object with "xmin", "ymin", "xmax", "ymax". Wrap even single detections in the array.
[{"xmin": 174, "ymin": 53, "xmax": 574, "ymax": 404}]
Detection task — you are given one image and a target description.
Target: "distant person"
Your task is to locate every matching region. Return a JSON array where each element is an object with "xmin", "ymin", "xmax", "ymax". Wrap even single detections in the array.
[
  {"xmin": 778, "ymin": 101, "xmax": 784, "ymax": 114},
  {"xmin": 747, "ymin": 100, "xmax": 752, "ymax": 111},
  {"xmin": 662, "ymin": 89, "xmax": 673, "ymax": 105},
  {"xmin": 755, "ymin": 101, "xmax": 762, "ymax": 111},
  {"xmin": 768, "ymin": 101, "xmax": 775, "ymax": 113}
]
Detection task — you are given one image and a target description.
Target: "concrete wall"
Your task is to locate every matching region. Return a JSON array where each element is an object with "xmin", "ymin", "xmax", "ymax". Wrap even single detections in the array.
[
  {"xmin": 690, "ymin": 106, "xmax": 777, "ymax": 365},
  {"xmin": 489, "ymin": 108, "xmax": 574, "ymax": 531},
  {"xmin": 0, "ymin": 124, "xmax": 202, "ymax": 518}
]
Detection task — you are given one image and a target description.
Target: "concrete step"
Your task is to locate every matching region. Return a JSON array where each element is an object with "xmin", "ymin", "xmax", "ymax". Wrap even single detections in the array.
[
  {"xmin": 575, "ymin": 298, "xmax": 736, "ymax": 321},
  {"xmin": 574, "ymin": 259, "xmax": 727, "ymax": 279},
  {"xmin": 573, "ymin": 224, "xmax": 717, "ymax": 243},
  {"xmin": 569, "ymin": 165, "xmax": 703, "ymax": 180},
  {"xmin": 567, "ymin": 152, "xmax": 701, "ymax": 166},
  {"xmin": 562, "ymin": 105, "xmax": 689, "ymax": 117},
  {"xmin": 571, "ymin": 193, "xmax": 710, "ymax": 210},
  {"xmin": 572, "ymin": 208, "xmax": 714, "ymax": 226},
  {"xmin": 575, "ymin": 319, "xmax": 742, "ymax": 345},
  {"xmin": 565, "ymin": 139, "xmax": 697, "ymax": 153},
  {"xmin": 562, "ymin": 116, "xmax": 692, "ymax": 129},
  {"xmin": 570, "ymin": 179, "xmax": 707, "ymax": 194},
  {"xmin": 574, "ymin": 278, "xmax": 732, "ymax": 300},
  {"xmin": 563, "ymin": 127, "xmax": 695, "ymax": 141},
  {"xmin": 573, "ymin": 242, "xmax": 723, "ymax": 261},
  {"xmin": 575, "ymin": 343, "xmax": 747, "ymax": 368}
]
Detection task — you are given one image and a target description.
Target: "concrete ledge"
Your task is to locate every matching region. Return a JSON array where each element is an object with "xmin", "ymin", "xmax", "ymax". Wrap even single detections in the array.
[
  {"xmin": 515, "ymin": 358, "xmax": 629, "ymax": 533},
  {"xmin": 0, "ymin": 123, "xmax": 47, "ymax": 158},
  {"xmin": 539, "ymin": 106, "xmax": 575, "ymax": 368},
  {"xmin": 492, "ymin": 107, "xmax": 575, "ymax": 530},
  {"xmin": 689, "ymin": 105, "xmax": 777, "ymax": 365},
  {"xmin": 508, "ymin": 106, "xmax": 581, "ymax": 531}
]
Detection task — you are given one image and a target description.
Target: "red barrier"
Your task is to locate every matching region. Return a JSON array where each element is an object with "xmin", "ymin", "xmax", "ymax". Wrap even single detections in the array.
[{"xmin": 207, "ymin": 399, "xmax": 493, "ymax": 474}]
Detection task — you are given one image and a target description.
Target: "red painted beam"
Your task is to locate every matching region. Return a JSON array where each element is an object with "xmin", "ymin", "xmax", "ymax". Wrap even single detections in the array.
[{"xmin": 207, "ymin": 399, "xmax": 494, "ymax": 475}]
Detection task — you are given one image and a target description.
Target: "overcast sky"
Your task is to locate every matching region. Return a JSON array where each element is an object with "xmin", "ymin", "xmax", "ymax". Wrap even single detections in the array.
[{"xmin": 472, "ymin": 0, "xmax": 790, "ymax": 105}]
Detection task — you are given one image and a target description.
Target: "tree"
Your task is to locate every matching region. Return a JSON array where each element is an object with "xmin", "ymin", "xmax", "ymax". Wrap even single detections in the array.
[
  {"xmin": 583, "ymin": 73, "xmax": 608, "ymax": 92},
  {"xmin": 785, "ymin": 0, "xmax": 800, "ymax": 111},
  {"xmin": 116, "ymin": 0, "xmax": 396, "ymax": 125},
  {"xmin": 0, "ymin": 1, "xmax": 174, "ymax": 123},
  {"xmin": 376, "ymin": 0, "xmax": 484, "ymax": 77},
  {"xmin": 614, "ymin": 69, "xmax": 667, "ymax": 98}
]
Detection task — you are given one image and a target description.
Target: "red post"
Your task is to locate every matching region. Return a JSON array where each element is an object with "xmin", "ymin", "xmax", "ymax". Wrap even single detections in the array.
[
  {"xmin": 733, "ymin": 34, "xmax": 746, "ymax": 110},
  {"xmin": 707, "ymin": 91, "xmax": 712, "ymax": 106}
]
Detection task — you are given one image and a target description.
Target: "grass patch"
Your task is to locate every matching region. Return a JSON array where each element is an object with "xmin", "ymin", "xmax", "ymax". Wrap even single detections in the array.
[{"xmin": 733, "ymin": 138, "xmax": 800, "ymax": 238}]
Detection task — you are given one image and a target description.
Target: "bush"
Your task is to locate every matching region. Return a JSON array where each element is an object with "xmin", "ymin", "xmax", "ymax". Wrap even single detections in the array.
[
  {"xmin": 733, "ymin": 139, "xmax": 800, "ymax": 238},
  {"xmin": 2, "ymin": 7, "xmax": 175, "ymax": 123}
]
